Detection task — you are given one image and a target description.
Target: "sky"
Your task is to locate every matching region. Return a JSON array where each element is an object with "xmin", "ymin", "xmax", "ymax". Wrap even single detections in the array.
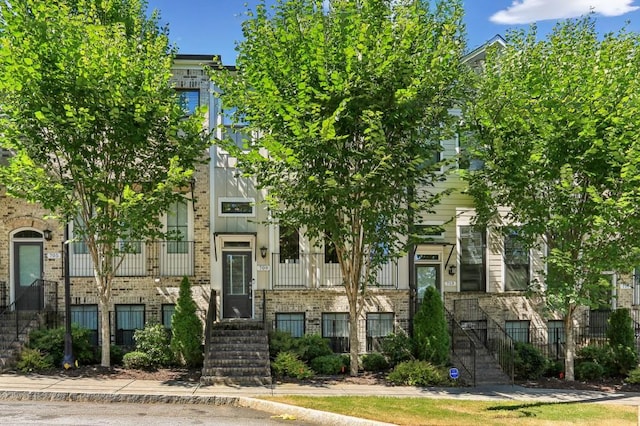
[{"xmin": 145, "ymin": 0, "xmax": 640, "ymax": 64}]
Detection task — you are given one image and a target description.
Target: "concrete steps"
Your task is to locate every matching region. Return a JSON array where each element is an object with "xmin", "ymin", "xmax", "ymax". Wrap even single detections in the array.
[{"xmin": 201, "ymin": 320, "xmax": 272, "ymax": 386}]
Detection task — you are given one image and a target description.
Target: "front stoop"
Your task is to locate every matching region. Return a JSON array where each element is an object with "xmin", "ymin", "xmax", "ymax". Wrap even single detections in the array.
[{"xmin": 201, "ymin": 320, "xmax": 272, "ymax": 386}]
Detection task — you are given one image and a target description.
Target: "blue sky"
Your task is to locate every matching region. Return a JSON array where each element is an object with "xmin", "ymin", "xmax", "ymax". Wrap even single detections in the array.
[{"xmin": 146, "ymin": 0, "xmax": 640, "ymax": 64}]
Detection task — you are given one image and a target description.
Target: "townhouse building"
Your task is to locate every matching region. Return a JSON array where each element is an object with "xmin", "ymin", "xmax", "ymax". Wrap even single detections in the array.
[{"xmin": 1, "ymin": 46, "xmax": 637, "ymax": 380}]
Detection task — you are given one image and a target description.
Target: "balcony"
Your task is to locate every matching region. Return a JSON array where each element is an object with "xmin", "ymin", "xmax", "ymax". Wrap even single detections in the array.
[
  {"xmin": 271, "ymin": 253, "xmax": 398, "ymax": 289},
  {"xmin": 70, "ymin": 241, "xmax": 195, "ymax": 277}
]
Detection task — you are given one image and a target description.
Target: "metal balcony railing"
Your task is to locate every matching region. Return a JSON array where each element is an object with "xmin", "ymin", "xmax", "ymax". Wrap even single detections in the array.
[
  {"xmin": 69, "ymin": 240, "xmax": 195, "ymax": 277},
  {"xmin": 271, "ymin": 253, "xmax": 398, "ymax": 289}
]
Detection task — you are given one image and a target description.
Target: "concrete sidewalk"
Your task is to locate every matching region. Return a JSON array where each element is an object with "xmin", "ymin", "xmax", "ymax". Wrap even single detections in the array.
[{"xmin": 0, "ymin": 374, "xmax": 639, "ymax": 425}]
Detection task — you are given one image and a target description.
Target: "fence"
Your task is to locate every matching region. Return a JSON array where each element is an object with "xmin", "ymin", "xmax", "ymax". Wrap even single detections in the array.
[
  {"xmin": 69, "ymin": 240, "xmax": 195, "ymax": 277},
  {"xmin": 271, "ymin": 253, "xmax": 398, "ymax": 289}
]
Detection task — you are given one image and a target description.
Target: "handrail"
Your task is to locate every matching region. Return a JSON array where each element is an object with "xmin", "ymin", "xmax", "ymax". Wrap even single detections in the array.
[
  {"xmin": 204, "ymin": 289, "xmax": 217, "ymax": 350},
  {"xmin": 445, "ymin": 307, "xmax": 476, "ymax": 387}
]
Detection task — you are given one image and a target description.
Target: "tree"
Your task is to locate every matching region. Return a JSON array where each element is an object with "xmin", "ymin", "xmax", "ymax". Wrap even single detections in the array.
[
  {"xmin": 211, "ymin": 0, "xmax": 466, "ymax": 375},
  {"xmin": 464, "ymin": 17, "xmax": 640, "ymax": 380},
  {"xmin": 413, "ymin": 286, "xmax": 449, "ymax": 365},
  {"xmin": 171, "ymin": 276, "xmax": 204, "ymax": 367},
  {"xmin": 0, "ymin": 0, "xmax": 208, "ymax": 366}
]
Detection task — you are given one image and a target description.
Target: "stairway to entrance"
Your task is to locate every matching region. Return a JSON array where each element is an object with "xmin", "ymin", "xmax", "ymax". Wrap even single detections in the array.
[
  {"xmin": 201, "ymin": 320, "xmax": 272, "ymax": 386},
  {"xmin": 0, "ymin": 311, "xmax": 42, "ymax": 370}
]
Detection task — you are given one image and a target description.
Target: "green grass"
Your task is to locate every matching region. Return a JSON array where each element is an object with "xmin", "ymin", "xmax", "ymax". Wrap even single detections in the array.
[{"xmin": 261, "ymin": 396, "xmax": 638, "ymax": 425}]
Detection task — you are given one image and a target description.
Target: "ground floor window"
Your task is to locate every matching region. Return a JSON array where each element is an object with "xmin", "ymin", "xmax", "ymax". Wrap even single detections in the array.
[
  {"xmin": 322, "ymin": 313, "xmax": 349, "ymax": 353},
  {"xmin": 162, "ymin": 304, "xmax": 175, "ymax": 332},
  {"xmin": 505, "ymin": 320, "xmax": 530, "ymax": 343},
  {"xmin": 71, "ymin": 304, "xmax": 98, "ymax": 346},
  {"xmin": 366, "ymin": 312, "xmax": 394, "ymax": 352},
  {"xmin": 548, "ymin": 320, "xmax": 565, "ymax": 358},
  {"xmin": 275, "ymin": 312, "xmax": 305, "ymax": 338},
  {"xmin": 115, "ymin": 304, "xmax": 145, "ymax": 347}
]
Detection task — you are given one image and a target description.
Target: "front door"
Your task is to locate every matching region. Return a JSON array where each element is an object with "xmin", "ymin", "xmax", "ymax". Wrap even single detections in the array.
[
  {"xmin": 13, "ymin": 241, "xmax": 44, "ymax": 310},
  {"xmin": 222, "ymin": 251, "xmax": 252, "ymax": 318},
  {"xmin": 415, "ymin": 264, "xmax": 440, "ymax": 311}
]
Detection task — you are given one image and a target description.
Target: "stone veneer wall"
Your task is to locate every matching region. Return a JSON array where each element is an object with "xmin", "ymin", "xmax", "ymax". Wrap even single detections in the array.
[{"xmin": 254, "ymin": 288, "xmax": 410, "ymax": 353}]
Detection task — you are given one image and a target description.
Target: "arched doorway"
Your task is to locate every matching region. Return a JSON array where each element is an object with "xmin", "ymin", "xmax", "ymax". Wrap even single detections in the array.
[{"xmin": 11, "ymin": 229, "xmax": 45, "ymax": 310}]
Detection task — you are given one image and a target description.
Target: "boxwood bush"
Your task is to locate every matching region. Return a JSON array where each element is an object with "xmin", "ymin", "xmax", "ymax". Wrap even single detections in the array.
[{"xmin": 387, "ymin": 360, "xmax": 449, "ymax": 386}]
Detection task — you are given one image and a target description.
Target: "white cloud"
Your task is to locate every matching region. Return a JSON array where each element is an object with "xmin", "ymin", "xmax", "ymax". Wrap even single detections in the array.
[{"xmin": 490, "ymin": 0, "xmax": 640, "ymax": 24}]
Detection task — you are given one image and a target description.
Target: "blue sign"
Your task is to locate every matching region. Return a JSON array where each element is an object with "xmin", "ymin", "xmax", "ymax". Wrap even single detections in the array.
[{"xmin": 449, "ymin": 367, "xmax": 459, "ymax": 380}]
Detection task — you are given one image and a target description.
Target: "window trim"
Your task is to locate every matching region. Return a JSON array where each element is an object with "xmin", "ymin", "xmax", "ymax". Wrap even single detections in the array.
[
  {"xmin": 114, "ymin": 304, "xmax": 145, "ymax": 347},
  {"xmin": 458, "ymin": 225, "xmax": 486, "ymax": 292},
  {"xmin": 505, "ymin": 319, "xmax": 530, "ymax": 343},
  {"xmin": 176, "ymin": 88, "xmax": 200, "ymax": 116},
  {"xmin": 275, "ymin": 312, "xmax": 305, "ymax": 338},
  {"xmin": 503, "ymin": 232, "xmax": 530, "ymax": 292}
]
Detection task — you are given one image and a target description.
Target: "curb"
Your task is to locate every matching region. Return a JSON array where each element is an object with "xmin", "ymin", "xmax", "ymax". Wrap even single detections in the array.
[{"xmin": 0, "ymin": 390, "xmax": 393, "ymax": 426}]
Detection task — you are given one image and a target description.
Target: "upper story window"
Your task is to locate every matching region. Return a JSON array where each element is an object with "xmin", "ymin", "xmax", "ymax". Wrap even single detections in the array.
[
  {"xmin": 504, "ymin": 231, "xmax": 529, "ymax": 291},
  {"xmin": 279, "ymin": 225, "xmax": 300, "ymax": 263},
  {"xmin": 218, "ymin": 197, "xmax": 255, "ymax": 217},
  {"xmin": 459, "ymin": 225, "xmax": 486, "ymax": 292},
  {"xmin": 177, "ymin": 89, "xmax": 199, "ymax": 116},
  {"xmin": 222, "ymin": 106, "xmax": 250, "ymax": 150},
  {"xmin": 457, "ymin": 132, "xmax": 484, "ymax": 171},
  {"xmin": 167, "ymin": 200, "xmax": 189, "ymax": 254},
  {"xmin": 324, "ymin": 233, "xmax": 338, "ymax": 264}
]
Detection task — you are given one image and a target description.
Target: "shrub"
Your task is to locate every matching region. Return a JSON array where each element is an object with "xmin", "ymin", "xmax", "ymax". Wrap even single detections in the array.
[
  {"xmin": 271, "ymin": 351, "xmax": 314, "ymax": 380},
  {"xmin": 575, "ymin": 361, "xmax": 605, "ymax": 381},
  {"xmin": 362, "ymin": 352, "xmax": 389, "ymax": 372},
  {"xmin": 27, "ymin": 325, "xmax": 97, "ymax": 366},
  {"xmin": 381, "ymin": 332, "xmax": 414, "ymax": 367},
  {"xmin": 387, "ymin": 360, "xmax": 449, "ymax": 386},
  {"xmin": 544, "ymin": 359, "xmax": 564, "ymax": 378},
  {"xmin": 413, "ymin": 287, "xmax": 449, "ymax": 366},
  {"xmin": 16, "ymin": 348, "xmax": 53, "ymax": 372},
  {"xmin": 123, "ymin": 351, "xmax": 154, "ymax": 370},
  {"xmin": 576, "ymin": 344, "xmax": 614, "ymax": 377},
  {"xmin": 133, "ymin": 323, "xmax": 173, "ymax": 368},
  {"xmin": 513, "ymin": 342, "xmax": 546, "ymax": 380},
  {"xmin": 294, "ymin": 334, "xmax": 333, "ymax": 362},
  {"xmin": 171, "ymin": 276, "xmax": 204, "ymax": 368},
  {"xmin": 110, "ymin": 344, "xmax": 125, "ymax": 365},
  {"xmin": 610, "ymin": 344, "xmax": 638, "ymax": 376},
  {"xmin": 310, "ymin": 354, "xmax": 346, "ymax": 375},
  {"xmin": 608, "ymin": 309, "xmax": 636, "ymax": 349},
  {"xmin": 625, "ymin": 366, "xmax": 640, "ymax": 384},
  {"xmin": 268, "ymin": 330, "xmax": 296, "ymax": 359}
]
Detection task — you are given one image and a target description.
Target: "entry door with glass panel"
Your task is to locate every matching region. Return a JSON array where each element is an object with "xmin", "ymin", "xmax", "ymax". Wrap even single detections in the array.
[
  {"xmin": 13, "ymin": 241, "xmax": 44, "ymax": 310},
  {"xmin": 415, "ymin": 264, "xmax": 440, "ymax": 310},
  {"xmin": 222, "ymin": 251, "xmax": 252, "ymax": 318}
]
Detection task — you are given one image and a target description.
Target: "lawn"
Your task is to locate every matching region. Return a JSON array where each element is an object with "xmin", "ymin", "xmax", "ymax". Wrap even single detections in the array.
[{"xmin": 261, "ymin": 396, "xmax": 638, "ymax": 425}]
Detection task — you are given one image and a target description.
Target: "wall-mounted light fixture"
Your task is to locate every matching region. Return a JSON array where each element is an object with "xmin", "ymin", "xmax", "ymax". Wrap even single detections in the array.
[
  {"xmin": 448, "ymin": 264, "xmax": 456, "ymax": 276},
  {"xmin": 260, "ymin": 246, "xmax": 268, "ymax": 259},
  {"xmin": 43, "ymin": 229, "xmax": 52, "ymax": 241}
]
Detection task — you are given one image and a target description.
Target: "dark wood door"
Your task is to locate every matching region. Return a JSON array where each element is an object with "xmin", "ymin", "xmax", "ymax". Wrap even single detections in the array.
[{"xmin": 222, "ymin": 251, "xmax": 252, "ymax": 318}]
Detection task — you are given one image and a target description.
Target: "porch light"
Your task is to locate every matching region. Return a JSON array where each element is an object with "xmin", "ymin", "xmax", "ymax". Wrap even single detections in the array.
[
  {"xmin": 448, "ymin": 264, "xmax": 456, "ymax": 276},
  {"xmin": 43, "ymin": 229, "xmax": 52, "ymax": 241},
  {"xmin": 260, "ymin": 246, "xmax": 268, "ymax": 259}
]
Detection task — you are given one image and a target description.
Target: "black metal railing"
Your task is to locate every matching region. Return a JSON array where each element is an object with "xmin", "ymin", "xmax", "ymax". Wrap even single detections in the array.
[
  {"xmin": 69, "ymin": 240, "xmax": 195, "ymax": 277},
  {"xmin": 454, "ymin": 299, "xmax": 514, "ymax": 384},
  {"xmin": 446, "ymin": 308, "xmax": 476, "ymax": 387},
  {"xmin": 271, "ymin": 253, "xmax": 398, "ymax": 289},
  {"xmin": 204, "ymin": 289, "xmax": 217, "ymax": 351},
  {"xmin": 0, "ymin": 279, "xmax": 58, "ymax": 352}
]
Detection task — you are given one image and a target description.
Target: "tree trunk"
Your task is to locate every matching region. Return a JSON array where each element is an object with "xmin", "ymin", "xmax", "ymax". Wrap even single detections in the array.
[
  {"xmin": 99, "ymin": 295, "xmax": 111, "ymax": 367},
  {"xmin": 564, "ymin": 311, "xmax": 575, "ymax": 381},
  {"xmin": 349, "ymin": 302, "xmax": 359, "ymax": 376}
]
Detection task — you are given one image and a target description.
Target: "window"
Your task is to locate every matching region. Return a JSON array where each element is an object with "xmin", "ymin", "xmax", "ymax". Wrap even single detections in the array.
[
  {"xmin": 504, "ymin": 232, "xmax": 529, "ymax": 291},
  {"xmin": 275, "ymin": 313, "xmax": 305, "ymax": 338},
  {"xmin": 71, "ymin": 305, "xmax": 98, "ymax": 346},
  {"xmin": 218, "ymin": 197, "xmax": 255, "ymax": 217},
  {"xmin": 414, "ymin": 222, "xmax": 445, "ymax": 241},
  {"xmin": 322, "ymin": 313, "xmax": 349, "ymax": 353},
  {"xmin": 505, "ymin": 320, "xmax": 530, "ymax": 343},
  {"xmin": 324, "ymin": 234, "xmax": 338, "ymax": 264},
  {"xmin": 177, "ymin": 89, "xmax": 199, "ymax": 115},
  {"xmin": 72, "ymin": 216, "xmax": 89, "ymax": 255},
  {"xmin": 167, "ymin": 201, "xmax": 189, "ymax": 254},
  {"xmin": 162, "ymin": 304, "xmax": 175, "ymax": 331},
  {"xmin": 459, "ymin": 226, "xmax": 486, "ymax": 292},
  {"xmin": 589, "ymin": 309, "xmax": 610, "ymax": 338},
  {"xmin": 115, "ymin": 304, "xmax": 145, "ymax": 347},
  {"xmin": 366, "ymin": 313, "xmax": 394, "ymax": 352},
  {"xmin": 279, "ymin": 226, "xmax": 300, "ymax": 263},
  {"xmin": 222, "ymin": 106, "xmax": 251, "ymax": 150},
  {"xmin": 635, "ymin": 268, "xmax": 640, "ymax": 305}
]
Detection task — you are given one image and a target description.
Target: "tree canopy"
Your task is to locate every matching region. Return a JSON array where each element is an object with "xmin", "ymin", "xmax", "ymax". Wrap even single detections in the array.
[
  {"xmin": 0, "ymin": 0, "xmax": 208, "ymax": 366},
  {"xmin": 211, "ymin": 0, "xmax": 467, "ymax": 374},
  {"xmin": 465, "ymin": 17, "xmax": 640, "ymax": 380}
]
